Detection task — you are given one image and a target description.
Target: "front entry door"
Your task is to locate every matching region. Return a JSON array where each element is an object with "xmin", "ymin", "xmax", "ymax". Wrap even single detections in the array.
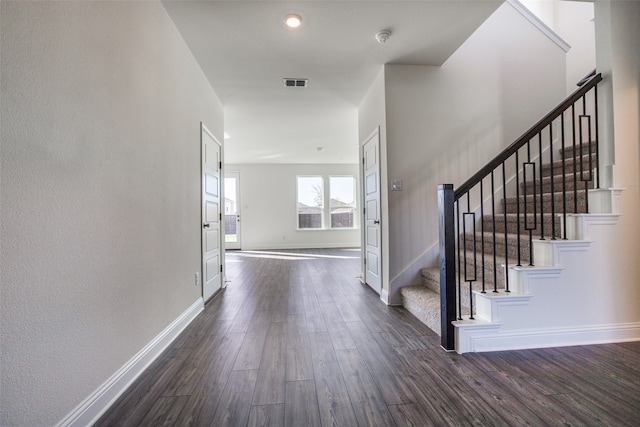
[
  {"xmin": 362, "ymin": 128, "xmax": 382, "ymax": 294},
  {"xmin": 201, "ymin": 124, "xmax": 223, "ymax": 302}
]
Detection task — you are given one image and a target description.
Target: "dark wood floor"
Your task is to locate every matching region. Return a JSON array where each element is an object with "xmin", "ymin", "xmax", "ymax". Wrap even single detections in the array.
[{"xmin": 97, "ymin": 248, "xmax": 640, "ymax": 426}]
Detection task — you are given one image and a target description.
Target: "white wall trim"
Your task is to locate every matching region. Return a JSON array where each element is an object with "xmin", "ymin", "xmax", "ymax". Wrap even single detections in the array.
[
  {"xmin": 456, "ymin": 321, "xmax": 640, "ymax": 353},
  {"xmin": 55, "ymin": 298, "xmax": 204, "ymax": 427},
  {"xmin": 507, "ymin": 0, "xmax": 571, "ymax": 52},
  {"xmin": 241, "ymin": 243, "xmax": 360, "ymax": 251},
  {"xmin": 380, "ymin": 288, "xmax": 392, "ymax": 306}
]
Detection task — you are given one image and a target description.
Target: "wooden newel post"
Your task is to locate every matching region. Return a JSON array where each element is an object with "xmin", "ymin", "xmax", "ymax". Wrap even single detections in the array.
[{"xmin": 438, "ymin": 184, "xmax": 456, "ymax": 351}]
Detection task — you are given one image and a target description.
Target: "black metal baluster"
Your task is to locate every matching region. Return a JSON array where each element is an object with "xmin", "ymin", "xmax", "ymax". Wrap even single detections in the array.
[
  {"xmin": 502, "ymin": 162, "xmax": 510, "ymax": 293},
  {"xmin": 572, "ymin": 103, "xmax": 578, "ymax": 213},
  {"xmin": 523, "ymin": 161, "xmax": 536, "ymax": 266},
  {"xmin": 549, "ymin": 125, "xmax": 556, "ymax": 239},
  {"xmin": 515, "ymin": 151, "xmax": 521, "ymax": 266},
  {"xmin": 456, "ymin": 201, "xmax": 462, "ymax": 320},
  {"xmin": 581, "ymin": 95, "xmax": 592, "ymax": 214},
  {"xmin": 538, "ymin": 132, "xmax": 545, "ymax": 240},
  {"xmin": 594, "ymin": 85, "xmax": 600, "ymax": 189},
  {"xmin": 463, "ymin": 208, "xmax": 476, "ymax": 320},
  {"xmin": 491, "ymin": 171, "xmax": 498, "ymax": 293},
  {"xmin": 480, "ymin": 180, "xmax": 485, "ymax": 293},
  {"xmin": 561, "ymin": 112, "xmax": 568, "ymax": 240}
]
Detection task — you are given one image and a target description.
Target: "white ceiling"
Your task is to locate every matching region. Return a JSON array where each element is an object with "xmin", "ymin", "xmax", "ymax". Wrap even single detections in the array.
[{"xmin": 163, "ymin": 1, "xmax": 502, "ymax": 164}]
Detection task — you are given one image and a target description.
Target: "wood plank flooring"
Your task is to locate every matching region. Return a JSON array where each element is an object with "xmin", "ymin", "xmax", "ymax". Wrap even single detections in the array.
[{"xmin": 96, "ymin": 248, "xmax": 640, "ymax": 426}]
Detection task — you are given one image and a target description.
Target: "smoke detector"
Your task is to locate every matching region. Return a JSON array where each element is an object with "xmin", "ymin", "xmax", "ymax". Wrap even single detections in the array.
[{"xmin": 375, "ymin": 30, "xmax": 391, "ymax": 44}]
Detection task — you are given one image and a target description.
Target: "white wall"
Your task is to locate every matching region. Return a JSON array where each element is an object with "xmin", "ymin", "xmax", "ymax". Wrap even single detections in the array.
[
  {"xmin": 225, "ymin": 164, "xmax": 361, "ymax": 250},
  {"xmin": 594, "ymin": 0, "xmax": 640, "ymax": 328},
  {"xmin": 520, "ymin": 0, "xmax": 596, "ymax": 91},
  {"xmin": 0, "ymin": 2, "xmax": 223, "ymax": 426},
  {"xmin": 358, "ymin": 2, "xmax": 568, "ymax": 302}
]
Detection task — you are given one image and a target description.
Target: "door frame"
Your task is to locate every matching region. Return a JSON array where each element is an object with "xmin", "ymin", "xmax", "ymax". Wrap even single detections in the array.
[
  {"xmin": 360, "ymin": 126, "xmax": 382, "ymax": 295},
  {"xmin": 224, "ymin": 171, "xmax": 242, "ymax": 250},
  {"xmin": 201, "ymin": 123, "xmax": 225, "ymax": 302}
]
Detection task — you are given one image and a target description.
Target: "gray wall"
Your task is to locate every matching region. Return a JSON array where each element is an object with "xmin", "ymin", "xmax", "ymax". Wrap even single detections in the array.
[
  {"xmin": 0, "ymin": 2, "xmax": 223, "ymax": 425},
  {"xmin": 359, "ymin": 3, "xmax": 568, "ymax": 301},
  {"xmin": 226, "ymin": 164, "xmax": 361, "ymax": 250}
]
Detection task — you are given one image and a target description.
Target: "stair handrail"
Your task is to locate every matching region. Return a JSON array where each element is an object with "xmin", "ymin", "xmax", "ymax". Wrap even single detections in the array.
[{"xmin": 454, "ymin": 73, "xmax": 602, "ymax": 200}]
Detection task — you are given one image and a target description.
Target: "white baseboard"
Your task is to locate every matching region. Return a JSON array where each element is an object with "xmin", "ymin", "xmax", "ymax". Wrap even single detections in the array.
[
  {"xmin": 456, "ymin": 321, "xmax": 640, "ymax": 353},
  {"xmin": 242, "ymin": 243, "xmax": 360, "ymax": 250},
  {"xmin": 56, "ymin": 298, "xmax": 204, "ymax": 427},
  {"xmin": 380, "ymin": 288, "xmax": 390, "ymax": 305}
]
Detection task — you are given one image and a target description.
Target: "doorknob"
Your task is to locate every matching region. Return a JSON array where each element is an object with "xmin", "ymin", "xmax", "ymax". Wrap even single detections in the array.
[
  {"xmin": 203, "ymin": 223, "xmax": 210, "ymax": 228},
  {"xmin": 374, "ymin": 220, "xmax": 380, "ymax": 224}
]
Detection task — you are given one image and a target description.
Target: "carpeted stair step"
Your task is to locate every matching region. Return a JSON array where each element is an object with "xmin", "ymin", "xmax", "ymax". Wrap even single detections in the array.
[
  {"xmin": 483, "ymin": 213, "xmax": 562, "ymax": 238},
  {"xmin": 503, "ymin": 191, "xmax": 587, "ymax": 214},
  {"xmin": 520, "ymin": 172, "xmax": 594, "ymax": 194},
  {"xmin": 541, "ymin": 154, "xmax": 597, "ymax": 178},
  {"xmin": 421, "ymin": 267, "xmax": 440, "ymax": 293},
  {"xmin": 464, "ymin": 231, "xmax": 534, "ymax": 264},
  {"xmin": 559, "ymin": 141, "xmax": 598, "ymax": 159},
  {"xmin": 400, "ymin": 285, "xmax": 441, "ymax": 334},
  {"xmin": 422, "ymin": 251, "xmax": 508, "ymax": 292}
]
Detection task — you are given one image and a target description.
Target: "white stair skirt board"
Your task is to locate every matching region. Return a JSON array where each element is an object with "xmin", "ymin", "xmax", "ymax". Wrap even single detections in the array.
[
  {"xmin": 455, "ymin": 322, "xmax": 640, "ymax": 354},
  {"xmin": 453, "ymin": 209, "xmax": 627, "ymax": 354},
  {"xmin": 55, "ymin": 298, "xmax": 204, "ymax": 427}
]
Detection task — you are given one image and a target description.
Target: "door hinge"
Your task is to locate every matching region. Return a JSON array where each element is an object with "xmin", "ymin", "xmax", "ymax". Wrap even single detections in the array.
[
  {"xmin": 219, "ymin": 161, "xmax": 222, "ymax": 169},
  {"xmin": 363, "ymin": 207, "xmax": 366, "ymax": 216},
  {"xmin": 364, "ymin": 258, "xmax": 367, "ymax": 265},
  {"xmin": 220, "ymin": 265, "xmax": 223, "ymax": 273},
  {"xmin": 220, "ymin": 213, "xmax": 222, "ymax": 221},
  {"xmin": 362, "ymin": 157, "xmax": 365, "ymax": 165}
]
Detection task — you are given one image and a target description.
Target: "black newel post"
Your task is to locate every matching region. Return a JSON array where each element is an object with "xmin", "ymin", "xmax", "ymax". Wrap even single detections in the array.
[{"xmin": 438, "ymin": 184, "xmax": 456, "ymax": 351}]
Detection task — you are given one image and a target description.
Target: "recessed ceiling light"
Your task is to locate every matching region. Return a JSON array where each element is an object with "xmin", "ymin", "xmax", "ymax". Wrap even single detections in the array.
[{"xmin": 284, "ymin": 14, "xmax": 302, "ymax": 29}]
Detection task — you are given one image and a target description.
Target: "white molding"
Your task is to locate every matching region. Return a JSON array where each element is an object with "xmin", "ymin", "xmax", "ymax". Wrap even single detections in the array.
[
  {"xmin": 453, "ymin": 320, "xmax": 502, "ymax": 354},
  {"xmin": 456, "ymin": 322, "xmax": 640, "ymax": 354},
  {"xmin": 532, "ymin": 239, "xmax": 591, "ymax": 268},
  {"xmin": 564, "ymin": 213, "xmax": 620, "ymax": 240},
  {"xmin": 381, "ymin": 288, "xmax": 395, "ymax": 306},
  {"xmin": 475, "ymin": 292, "xmax": 533, "ymax": 323},
  {"xmin": 242, "ymin": 243, "xmax": 360, "ymax": 250},
  {"xmin": 588, "ymin": 188, "xmax": 624, "ymax": 214},
  {"xmin": 56, "ymin": 298, "xmax": 204, "ymax": 427},
  {"xmin": 506, "ymin": 0, "xmax": 571, "ymax": 53}
]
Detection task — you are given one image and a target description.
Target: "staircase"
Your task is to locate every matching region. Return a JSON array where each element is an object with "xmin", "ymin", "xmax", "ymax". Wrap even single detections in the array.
[
  {"xmin": 400, "ymin": 73, "xmax": 614, "ymax": 352},
  {"xmin": 400, "ymin": 143, "xmax": 594, "ymax": 335}
]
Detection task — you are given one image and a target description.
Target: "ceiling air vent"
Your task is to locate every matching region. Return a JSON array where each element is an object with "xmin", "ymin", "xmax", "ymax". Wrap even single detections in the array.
[{"xmin": 284, "ymin": 78, "xmax": 308, "ymax": 88}]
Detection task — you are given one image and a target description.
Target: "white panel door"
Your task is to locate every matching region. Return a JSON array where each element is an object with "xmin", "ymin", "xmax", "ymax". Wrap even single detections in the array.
[
  {"xmin": 202, "ymin": 124, "xmax": 223, "ymax": 302},
  {"xmin": 362, "ymin": 128, "xmax": 382, "ymax": 294}
]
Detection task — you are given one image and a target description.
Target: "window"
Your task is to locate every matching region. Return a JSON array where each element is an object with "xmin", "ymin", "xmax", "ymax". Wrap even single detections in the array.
[
  {"xmin": 330, "ymin": 176, "xmax": 356, "ymax": 229},
  {"xmin": 296, "ymin": 175, "xmax": 357, "ymax": 229},
  {"xmin": 297, "ymin": 176, "xmax": 324, "ymax": 229}
]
